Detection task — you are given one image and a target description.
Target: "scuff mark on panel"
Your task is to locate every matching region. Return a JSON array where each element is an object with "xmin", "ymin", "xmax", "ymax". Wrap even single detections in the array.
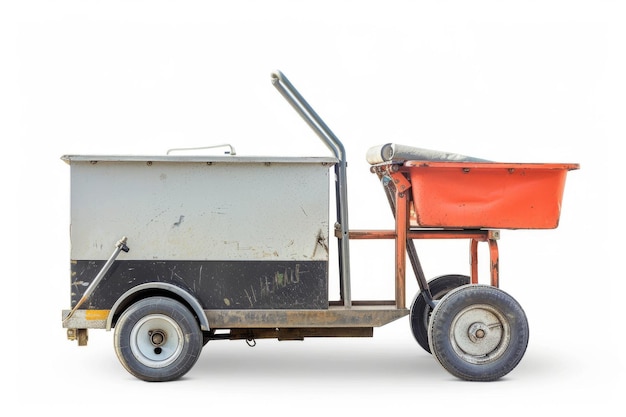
[
  {"xmin": 146, "ymin": 208, "xmax": 169, "ymax": 227},
  {"xmin": 244, "ymin": 287, "xmax": 258, "ymax": 308},
  {"xmin": 224, "ymin": 241, "xmax": 252, "ymax": 251},
  {"xmin": 169, "ymin": 265, "xmax": 186, "ymax": 284},
  {"xmin": 71, "ymin": 280, "xmax": 89, "ymax": 289},
  {"xmin": 172, "ymin": 215, "xmax": 185, "ymax": 228},
  {"xmin": 311, "ymin": 229, "xmax": 329, "ymax": 258}
]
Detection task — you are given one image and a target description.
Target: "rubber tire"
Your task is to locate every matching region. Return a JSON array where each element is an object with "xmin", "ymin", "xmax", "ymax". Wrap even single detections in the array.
[
  {"xmin": 114, "ymin": 296, "xmax": 203, "ymax": 382},
  {"xmin": 428, "ymin": 285, "xmax": 529, "ymax": 381},
  {"xmin": 410, "ymin": 274, "xmax": 470, "ymax": 353}
]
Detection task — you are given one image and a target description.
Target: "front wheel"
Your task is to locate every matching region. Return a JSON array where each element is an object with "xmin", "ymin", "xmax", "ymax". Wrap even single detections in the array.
[
  {"xmin": 428, "ymin": 285, "xmax": 529, "ymax": 381},
  {"xmin": 114, "ymin": 296, "xmax": 203, "ymax": 382}
]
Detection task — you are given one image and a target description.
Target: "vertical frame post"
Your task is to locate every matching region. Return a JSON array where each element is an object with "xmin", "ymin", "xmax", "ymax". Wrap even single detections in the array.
[{"xmin": 394, "ymin": 188, "xmax": 408, "ymax": 309}]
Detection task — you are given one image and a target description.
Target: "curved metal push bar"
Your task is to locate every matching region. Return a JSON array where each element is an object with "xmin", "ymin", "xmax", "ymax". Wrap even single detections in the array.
[{"xmin": 271, "ymin": 70, "xmax": 352, "ymax": 307}]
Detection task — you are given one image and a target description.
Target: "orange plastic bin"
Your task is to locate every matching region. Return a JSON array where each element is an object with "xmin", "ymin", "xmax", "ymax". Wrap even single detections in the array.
[{"xmin": 403, "ymin": 161, "xmax": 580, "ymax": 229}]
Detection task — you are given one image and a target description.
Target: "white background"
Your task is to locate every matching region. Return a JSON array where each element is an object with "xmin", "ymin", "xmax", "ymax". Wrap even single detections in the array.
[{"xmin": 4, "ymin": 1, "xmax": 623, "ymax": 415}]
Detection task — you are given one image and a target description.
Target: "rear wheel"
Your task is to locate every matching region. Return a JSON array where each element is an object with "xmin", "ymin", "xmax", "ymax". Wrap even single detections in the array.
[
  {"xmin": 410, "ymin": 274, "xmax": 470, "ymax": 353},
  {"xmin": 114, "ymin": 296, "xmax": 203, "ymax": 382},
  {"xmin": 428, "ymin": 285, "xmax": 529, "ymax": 381}
]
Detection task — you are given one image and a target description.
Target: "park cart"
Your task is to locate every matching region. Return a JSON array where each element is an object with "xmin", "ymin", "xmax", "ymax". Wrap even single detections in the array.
[{"xmin": 61, "ymin": 70, "xmax": 579, "ymax": 382}]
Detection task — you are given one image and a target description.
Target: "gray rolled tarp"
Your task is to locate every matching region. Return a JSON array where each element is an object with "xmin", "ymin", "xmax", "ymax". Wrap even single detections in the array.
[{"xmin": 365, "ymin": 143, "xmax": 491, "ymax": 165}]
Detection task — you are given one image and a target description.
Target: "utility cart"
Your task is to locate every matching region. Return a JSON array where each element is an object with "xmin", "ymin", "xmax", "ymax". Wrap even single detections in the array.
[{"xmin": 61, "ymin": 71, "xmax": 579, "ymax": 382}]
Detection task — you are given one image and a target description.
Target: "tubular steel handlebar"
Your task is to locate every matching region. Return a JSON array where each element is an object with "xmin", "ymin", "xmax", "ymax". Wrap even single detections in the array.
[
  {"xmin": 271, "ymin": 70, "xmax": 352, "ymax": 307},
  {"xmin": 271, "ymin": 70, "xmax": 345, "ymax": 161}
]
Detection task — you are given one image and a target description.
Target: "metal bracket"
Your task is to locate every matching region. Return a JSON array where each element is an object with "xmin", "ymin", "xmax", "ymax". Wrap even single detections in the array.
[
  {"xmin": 388, "ymin": 171, "xmax": 412, "ymax": 194},
  {"xmin": 63, "ymin": 237, "xmax": 129, "ymax": 323}
]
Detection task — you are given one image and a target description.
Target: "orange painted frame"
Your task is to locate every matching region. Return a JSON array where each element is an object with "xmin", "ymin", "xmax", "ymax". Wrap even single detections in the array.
[{"xmin": 349, "ymin": 168, "xmax": 501, "ymax": 309}]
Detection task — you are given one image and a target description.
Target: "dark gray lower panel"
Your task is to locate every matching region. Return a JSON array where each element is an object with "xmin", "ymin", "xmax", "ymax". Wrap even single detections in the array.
[{"xmin": 70, "ymin": 260, "xmax": 328, "ymax": 309}]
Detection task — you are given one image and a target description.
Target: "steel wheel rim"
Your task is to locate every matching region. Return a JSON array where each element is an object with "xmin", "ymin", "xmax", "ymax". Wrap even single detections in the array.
[
  {"xmin": 129, "ymin": 314, "xmax": 184, "ymax": 368},
  {"xmin": 448, "ymin": 303, "xmax": 511, "ymax": 365}
]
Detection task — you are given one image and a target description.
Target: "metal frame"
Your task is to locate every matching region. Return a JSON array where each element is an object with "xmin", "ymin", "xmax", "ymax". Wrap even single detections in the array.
[
  {"xmin": 365, "ymin": 162, "xmax": 501, "ymax": 309},
  {"xmin": 63, "ymin": 71, "xmax": 502, "ymax": 339}
]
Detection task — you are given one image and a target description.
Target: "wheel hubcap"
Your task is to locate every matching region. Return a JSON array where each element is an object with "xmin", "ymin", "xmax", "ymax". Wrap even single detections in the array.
[
  {"xmin": 450, "ymin": 304, "xmax": 511, "ymax": 364},
  {"xmin": 130, "ymin": 314, "xmax": 184, "ymax": 368}
]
